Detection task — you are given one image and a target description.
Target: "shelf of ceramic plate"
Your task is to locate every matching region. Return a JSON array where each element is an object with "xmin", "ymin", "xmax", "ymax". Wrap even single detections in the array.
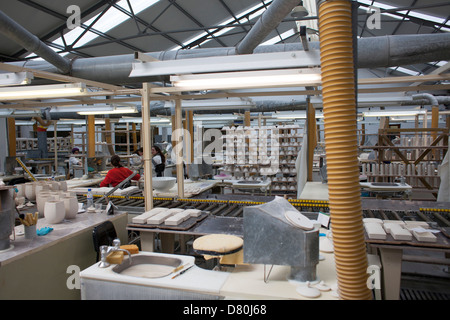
[{"xmin": 220, "ymin": 125, "xmax": 303, "ymax": 194}]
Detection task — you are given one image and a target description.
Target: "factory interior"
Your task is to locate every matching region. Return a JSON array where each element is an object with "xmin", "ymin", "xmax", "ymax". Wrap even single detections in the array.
[{"xmin": 0, "ymin": 0, "xmax": 449, "ymax": 302}]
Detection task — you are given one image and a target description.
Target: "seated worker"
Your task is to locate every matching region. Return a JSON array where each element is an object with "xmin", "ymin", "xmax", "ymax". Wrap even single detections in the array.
[
  {"xmin": 130, "ymin": 147, "xmax": 143, "ymax": 167},
  {"xmin": 151, "ymin": 145, "xmax": 166, "ymax": 177},
  {"xmin": 69, "ymin": 147, "xmax": 82, "ymax": 166},
  {"xmin": 67, "ymin": 147, "xmax": 82, "ymax": 179},
  {"xmin": 100, "ymin": 155, "xmax": 141, "ymax": 187}
]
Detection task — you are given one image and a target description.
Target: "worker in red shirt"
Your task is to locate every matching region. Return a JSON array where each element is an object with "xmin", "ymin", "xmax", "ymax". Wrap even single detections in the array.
[{"xmin": 100, "ymin": 155, "xmax": 141, "ymax": 187}]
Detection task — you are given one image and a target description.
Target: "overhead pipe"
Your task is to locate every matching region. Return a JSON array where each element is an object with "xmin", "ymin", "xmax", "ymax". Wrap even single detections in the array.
[
  {"xmin": 0, "ymin": 10, "xmax": 71, "ymax": 74},
  {"xmin": 7, "ymin": 94, "xmax": 450, "ymax": 121},
  {"xmin": 318, "ymin": 0, "xmax": 372, "ymax": 300},
  {"xmin": 412, "ymin": 93, "xmax": 439, "ymax": 106},
  {"xmin": 6, "ymin": 32, "xmax": 450, "ymax": 85},
  {"xmin": 235, "ymin": 0, "xmax": 302, "ymax": 54}
]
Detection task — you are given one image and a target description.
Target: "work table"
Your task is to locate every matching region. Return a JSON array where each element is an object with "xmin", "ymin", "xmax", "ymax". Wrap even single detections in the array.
[
  {"xmin": 0, "ymin": 209, "xmax": 127, "ymax": 266},
  {"xmin": 0, "ymin": 208, "xmax": 128, "ymax": 299}
]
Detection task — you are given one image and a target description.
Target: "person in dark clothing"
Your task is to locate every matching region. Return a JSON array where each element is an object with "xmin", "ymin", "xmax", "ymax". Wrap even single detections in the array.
[{"xmin": 151, "ymin": 146, "xmax": 165, "ymax": 177}]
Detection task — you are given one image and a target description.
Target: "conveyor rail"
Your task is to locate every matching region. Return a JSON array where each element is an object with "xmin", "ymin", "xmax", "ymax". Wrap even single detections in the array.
[{"xmin": 76, "ymin": 193, "xmax": 450, "ymax": 226}]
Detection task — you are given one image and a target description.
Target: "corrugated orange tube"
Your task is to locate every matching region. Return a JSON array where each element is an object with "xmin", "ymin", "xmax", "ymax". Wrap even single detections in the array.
[{"xmin": 318, "ymin": 0, "xmax": 372, "ymax": 300}]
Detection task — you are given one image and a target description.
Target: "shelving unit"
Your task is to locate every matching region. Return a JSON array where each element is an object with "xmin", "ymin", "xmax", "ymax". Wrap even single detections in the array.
[
  {"xmin": 220, "ymin": 125, "xmax": 303, "ymax": 193},
  {"xmin": 16, "ymin": 134, "xmax": 71, "ymax": 153},
  {"xmin": 360, "ymin": 127, "xmax": 449, "ymax": 197},
  {"xmin": 16, "ymin": 137, "xmax": 37, "ymax": 151},
  {"xmin": 71, "ymin": 125, "xmax": 141, "ymax": 159}
]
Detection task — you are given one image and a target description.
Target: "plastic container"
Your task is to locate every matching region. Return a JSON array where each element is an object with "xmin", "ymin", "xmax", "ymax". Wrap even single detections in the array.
[{"xmin": 87, "ymin": 189, "xmax": 93, "ymax": 209}]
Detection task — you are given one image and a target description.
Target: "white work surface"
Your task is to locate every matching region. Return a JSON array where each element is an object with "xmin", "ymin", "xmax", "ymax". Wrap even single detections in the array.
[
  {"xmin": 152, "ymin": 179, "xmax": 219, "ymax": 197},
  {"xmin": 220, "ymin": 252, "xmax": 338, "ymax": 300},
  {"xmin": 66, "ymin": 177, "xmax": 103, "ymax": 189},
  {"xmin": 68, "ymin": 185, "xmax": 139, "ymax": 196},
  {"xmin": 221, "ymin": 179, "xmax": 272, "ymax": 195},
  {"xmin": 80, "ymin": 251, "xmax": 230, "ymax": 299},
  {"xmin": 299, "ymin": 182, "xmax": 329, "ymax": 201},
  {"xmin": 359, "ymin": 182, "xmax": 412, "ymax": 192},
  {"xmin": 80, "ymin": 250, "xmax": 339, "ymax": 300},
  {"xmin": 299, "ymin": 181, "xmax": 412, "ymax": 201}
]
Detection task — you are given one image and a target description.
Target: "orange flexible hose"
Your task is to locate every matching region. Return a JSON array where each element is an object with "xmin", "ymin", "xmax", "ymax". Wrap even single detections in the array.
[{"xmin": 318, "ymin": 0, "xmax": 372, "ymax": 300}]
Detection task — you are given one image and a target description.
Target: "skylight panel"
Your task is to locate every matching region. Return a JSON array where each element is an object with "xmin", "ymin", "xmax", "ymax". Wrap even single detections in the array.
[
  {"xmin": 261, "ymin": 28, "xmax": 297, "ymax": 45},
  {"xmin": 169, "ymin": 0, "xmax": 272, "ymax": 50},
  {"xmin": 359, "ymin": 0, "xmax": 450, "ymax": 28},
  {"xmin": 28, "ymin": 0, "xmax": 160, "ymax": 59}
]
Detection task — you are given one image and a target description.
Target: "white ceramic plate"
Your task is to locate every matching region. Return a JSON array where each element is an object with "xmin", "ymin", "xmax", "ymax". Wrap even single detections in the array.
[{"xmin": 285, "ymin": 210, "xmax": 314, "ymax": 230}]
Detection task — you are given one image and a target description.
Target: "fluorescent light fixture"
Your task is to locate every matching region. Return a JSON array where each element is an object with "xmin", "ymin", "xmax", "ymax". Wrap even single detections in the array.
[
  {"xmin": 131, "ymin": 51, "xmax": 321, "ymax": 77},
  {"xmin": 0, "ymin": 108, "xmax": 41, "ymax": 117},
  {"xmin": 274, "ymin": 111, "xmax": 307, "ymax": 119},
  {"xmin": 0, "ymin": 72, "xmax": 33, "ymax": 86},
  {"xmin": 0, "ymin": 83, "xmax": 86, "ymax": 100},
  {"xmin": 164, "ymin": 98, "xmax": 255, "ymax": 110},
  {"xmin": 55, "ymin": 119, "xmax": 106, "ymax": 125},
  {"xmin": 274, "ymin": 110, "xmax": 324, "ymax": 120},
  {"xmin": 363, "ymin": 110, "xmax": 426, "ymax": 117},
  {"xmin": 171, "ymin": 68, "xmax": 321, "ymax": 91},
  {"xmin": 194, "ymin": 115, "xmax": 240, "ymax": 121},
  {"xmin": 119, "ymin": 117, "xmax": 170, "ymax": 124},
  {"xmin": 77, "ymin": 106, "xmax": 137, "ymax": 115}
]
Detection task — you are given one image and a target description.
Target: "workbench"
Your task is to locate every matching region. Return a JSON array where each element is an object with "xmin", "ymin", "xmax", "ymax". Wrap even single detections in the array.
[
  {"xmin": 220, "ymin": 252, "xmax": 338, "ymax": 300},
  {"xmin": 300, "ymin": 181, "xmax": 413, "ymax": 201},
  {"xmin": 66, "ymin": 177, "xmax": 103, "ymax": 189},
  {"xmin": 365, "ymin": 229, "xmax": 450, "ymax": 300},
  {"xmin": 128, "ymin": 215, "xmax": 243, "ymax": 252},
  {"xmin": 224, "ymin": 179, "xmax": 272, "ymax": 196},
  {"xmin": 0, "ymin": 208, "xmax": 128, "ymax": 299},
  {"xmin": 25, "ymin": 160, "xmax": 53, "ymax": 175}
]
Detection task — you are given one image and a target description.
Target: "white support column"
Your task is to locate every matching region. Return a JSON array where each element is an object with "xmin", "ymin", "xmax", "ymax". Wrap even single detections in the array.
[
  {"xmin": 175, "ymin": 99, "xmax": 185, "ymax": 198},
  {"xmin": 142, "ymin": 83, "xmax": 153, "ymax": 210}
]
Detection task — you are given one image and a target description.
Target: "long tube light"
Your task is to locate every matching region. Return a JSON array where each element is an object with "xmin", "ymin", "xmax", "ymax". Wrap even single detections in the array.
[
  {"xmin": 274, "ymin": 111, "xmax": 324, "ymax": 119},
  {"xmin": 77, "ymin": 106, "xmax": 137, "ymax": 115},
  {"xmin": 119, "ymin": 117, "xmax": 170, "ymax": 124},
  {"xmin": 171, "ymin": 68, "xmax": 321, "ymax": 91},
  {"xmin": 0, "ymin": 72, "xmax": 33, "ymax": 86},
  {"xmin": 0, "ymin": 83, "xmax": 87, "ymax": 100},
  {"xmin": 164, "ymin": 98, "xmax": 255, "ymax": 110},
  {"xmin": 363, "ymin": 110, "xmax": 426, "ymax": 117}
]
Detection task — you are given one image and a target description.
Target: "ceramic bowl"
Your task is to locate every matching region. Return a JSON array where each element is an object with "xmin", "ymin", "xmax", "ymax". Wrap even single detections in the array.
[{"xmin": 152, "ymin": 177, "xmax": 176, "ymax": 191}]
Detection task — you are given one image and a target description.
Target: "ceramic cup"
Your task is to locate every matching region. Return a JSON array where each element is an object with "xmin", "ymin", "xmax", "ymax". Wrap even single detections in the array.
[
  {"xmin": 49, "ymin": 181, "xmax": 60, "ymax": 191},
  {"xmin": 15, "ymin": 196, "xmax": 25, "ymax": 206},
  {"xmin": 59, "ymin": 181, "xmax": 67, "ymax": 192},
  {"xmin": 35, "ymin": 183, "xmax": 50, "ymax": 195},
  {"xmin": 16, "ymin": 184, "xmax": 26, "ymax": 198},
  {"xmin": 36, "ymin": 193, "xmax": 55, "ymax": 217},
  {"xmin": 25, "ymin": 182, "xmax": 36, "ymax": 201},
  {"xmin": 44, "ymin": 200, "xmax": 65, "ymax": 224},
  {"xmin": 62, "ymin": 196, "xmax": 78, "ymax": 219}
]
